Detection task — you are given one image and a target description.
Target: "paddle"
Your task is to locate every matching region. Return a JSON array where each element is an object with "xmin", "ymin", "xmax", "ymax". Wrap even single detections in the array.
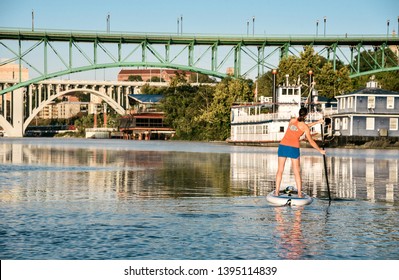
[{"xmin": 320, "ymin": 119, "xmax": 332, "ymax": 201}]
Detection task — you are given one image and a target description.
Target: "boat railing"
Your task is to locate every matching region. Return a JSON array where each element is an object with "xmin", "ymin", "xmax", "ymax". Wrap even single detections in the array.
[{"xmin": 232, "ymin": 112, "xmax": 295, "ymax": 124}]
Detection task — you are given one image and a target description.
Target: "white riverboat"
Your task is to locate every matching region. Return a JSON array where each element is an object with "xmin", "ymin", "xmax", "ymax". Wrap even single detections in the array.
[{"xmin": 228, "ymin": 77, "xmax": 330, "ymax": 145}]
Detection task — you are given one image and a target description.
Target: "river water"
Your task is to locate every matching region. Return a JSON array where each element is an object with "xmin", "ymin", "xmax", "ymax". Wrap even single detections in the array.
[{"xmin": 0, "ymin": 138, "xmax": 398, "ymax": 260}]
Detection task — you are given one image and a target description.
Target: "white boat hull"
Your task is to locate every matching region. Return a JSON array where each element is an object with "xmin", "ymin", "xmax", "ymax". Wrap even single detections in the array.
[{"xmin": 266, "ymin": 189, "xmax": 313, "ymax": 206}]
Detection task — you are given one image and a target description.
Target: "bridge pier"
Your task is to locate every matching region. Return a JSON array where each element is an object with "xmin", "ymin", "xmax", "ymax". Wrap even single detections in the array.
[{"xmin": 0, "ymin": 88, "xmax": 24, "ymax": 137}]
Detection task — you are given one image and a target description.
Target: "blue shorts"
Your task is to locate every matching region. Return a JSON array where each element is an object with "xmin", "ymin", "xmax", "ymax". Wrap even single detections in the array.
[{"xmin": 278, "ymin": 144, "xmax": 300, "ymax": 159}]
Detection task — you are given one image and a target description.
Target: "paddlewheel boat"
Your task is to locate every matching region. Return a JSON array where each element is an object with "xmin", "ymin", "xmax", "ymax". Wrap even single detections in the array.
[{"xmin": 228, "ymin": 75, "xmax": 332, "ymax": 145}]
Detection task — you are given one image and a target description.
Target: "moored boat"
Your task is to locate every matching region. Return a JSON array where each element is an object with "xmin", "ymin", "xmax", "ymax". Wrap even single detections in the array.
[{"xmin": 228, "ymin": 75, "xmax": 332, "ymax": 145}]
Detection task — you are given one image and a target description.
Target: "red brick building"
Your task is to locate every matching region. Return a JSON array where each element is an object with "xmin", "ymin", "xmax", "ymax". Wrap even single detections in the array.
[{"xmin": 117, "ymin": 68, "xmax": 193, "ymax": 82}]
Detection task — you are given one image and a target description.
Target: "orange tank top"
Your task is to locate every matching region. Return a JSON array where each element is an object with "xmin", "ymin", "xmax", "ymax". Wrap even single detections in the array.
[{"xmin": 280, "ymin": 119, "xmax": 305, "ymax": 148}]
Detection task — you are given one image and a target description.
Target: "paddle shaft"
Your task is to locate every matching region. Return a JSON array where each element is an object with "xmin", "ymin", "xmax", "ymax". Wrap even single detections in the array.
[{"xmin": 320, "ymin": 123, "xmax": 332, "ymax": 201}]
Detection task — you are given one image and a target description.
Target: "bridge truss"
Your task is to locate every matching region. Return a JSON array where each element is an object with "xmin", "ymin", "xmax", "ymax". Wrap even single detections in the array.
[
  {"xmin": 0, "ymin": 28, "xmax": 398, "ymax": 136},
  {"xmin": 1, "ymin": 28, "xmax": 398, "ymax": 95}
]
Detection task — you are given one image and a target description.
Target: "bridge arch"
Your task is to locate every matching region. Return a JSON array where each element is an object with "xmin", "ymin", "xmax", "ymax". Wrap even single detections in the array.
[
  {"xmin": 23, "ymin": 87, "xmax": 126, "ymax": 132},
  {"xmin": 1, "ymin": 62, "xmax": 229, "ymax": 96}
]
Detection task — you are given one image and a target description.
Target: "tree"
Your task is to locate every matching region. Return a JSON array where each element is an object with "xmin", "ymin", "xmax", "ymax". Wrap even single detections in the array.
[
  {"xmin": 196, "ymin": 78, "xmax": 254, "ymax": 140},
  {"xmin": 256, "ymin": 71, "xmax": 274, "ymax": 98},
  {"xmin": 267, "ymin": 46, "xmax": 354, "ymax": 98},
  {"xmin": 161, "ymin": 78, "xmax": 254, "ymax": 141},
  {"xmin": 350, "ymin": 47, "xmax": 399, "ymax": 91},
  {"xmin": 188, "ymin": 73, "xmax": 216, "ymax": 83},
  {"xmin": 128, "ymin": 75, "xmax": 143, "ymax": 81}
]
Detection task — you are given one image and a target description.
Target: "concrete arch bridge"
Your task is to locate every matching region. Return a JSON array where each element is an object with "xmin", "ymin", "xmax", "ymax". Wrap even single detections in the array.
[{"xmin": 0, "ymin": 80, "xmax": 162, "ymax": 137}]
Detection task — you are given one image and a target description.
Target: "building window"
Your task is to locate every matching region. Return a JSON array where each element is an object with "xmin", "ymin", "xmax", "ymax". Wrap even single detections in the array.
[
  {"xmin": 368, "ymin": 96, "xmax": 375, "ymax": 109},
  {"xmin": 348, "ymin": 97, "xmax": 353, "ymax": 109},
  {"xmin": 389, "ymin": 118, "xmax": 398, "ymax": 130},
  {"xmin": 335, "ymin": 118, "xmax": 341, "ymax": 130},
  {"xmin": 387, "ymin": 96, "xmax": 394, "ymax": 109},
  {"xmin": 366, "ymin": 117, "xmax": 375, "ymax": 130},
  {"xmin": 262, "ymin": 125, "xmax": 268, "ymax": 134},
  {"xmin": 342, "ymin": 118, "xmax": 348, "ymax": 130}
]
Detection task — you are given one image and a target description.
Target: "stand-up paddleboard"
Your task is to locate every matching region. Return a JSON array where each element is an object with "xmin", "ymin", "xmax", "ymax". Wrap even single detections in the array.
[{"xmin": 266, "ymin": 186, "xmax": 313, "ymax": 206}]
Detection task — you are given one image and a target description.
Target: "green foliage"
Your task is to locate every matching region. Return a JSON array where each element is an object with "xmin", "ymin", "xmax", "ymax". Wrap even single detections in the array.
[
  {"xmin": 349, "ymin": 47, "xmax": 399, "ymax": 92},
  {"xmin": 128, "ymin": 75, "xmax": 143, "ymax": 81},
  {"xmin": 74, "ymin": 114, "xmax": 94, "ymax": 134},
  {"xmin": 146, "ymin": 76, "xmax": 165, "ymax": 82},
  {"xmin": 258, "ymin": 46, "xmax": 355, "ymax": 98},
  {"xmin": 140, "ymin": 83, "xmax": 167, "ymax": 94},
  {"xmin": 256, "ymin": 71, "xmax": 273, "ymax": 97},
  {"xmin": 188, "ymin": 73, "xmax": 216, "ymax": 83},
  {"xmin": 161, "ymin": 78, "xmax": 254, "ymax": 141}
]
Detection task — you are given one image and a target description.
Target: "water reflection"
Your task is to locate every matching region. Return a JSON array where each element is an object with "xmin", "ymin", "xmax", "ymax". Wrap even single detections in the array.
[
  {"xmin": 231, "ymin": 150, "xmax": 399, "ymax": 203},
  {"xmin": 273, "ymin": 207, "xmax": 305, "ymax": 259},
  {"xmin": 1, "ymin": 139, "xmax": 399, "ymax": 260},
  {"xmin": 0, "ymin": 140, "xmax": 398, "ymax": 203}
]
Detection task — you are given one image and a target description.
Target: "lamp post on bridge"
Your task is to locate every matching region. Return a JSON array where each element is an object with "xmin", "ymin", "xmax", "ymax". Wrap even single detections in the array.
[
  {"xmin": 387, "ymin": 19, "xmax": 390, "ymax": 37},
  {"xmin": 323, "ymin": 16, "xmax": 327, "ymax": 37},
  {"xmin": 106, "ymin": 13, "xmax": 110, "ymax": 33},
  {"xmin": 181, "ymin": 15, "xmax": 183, "ymax": 34},
  {"xmin": 252, "ymin": 16, "xmax": 255, "ymax": 36},
  {"xmin": 31, "ymin": 10, "xmax": 34, "ymax": 32},
  {"xmin": 316, "ymin": 20, "xmax": 319, "ymax": 37}
]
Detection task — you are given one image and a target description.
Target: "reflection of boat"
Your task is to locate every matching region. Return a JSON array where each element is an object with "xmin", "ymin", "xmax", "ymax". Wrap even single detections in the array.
[
  {"xmin": 228, "ymin": 75, "xmax": 327, "ymax": 145},
  {"xmin": 266, "ymin": 187, "xmax": 313, "ymax": 206}
]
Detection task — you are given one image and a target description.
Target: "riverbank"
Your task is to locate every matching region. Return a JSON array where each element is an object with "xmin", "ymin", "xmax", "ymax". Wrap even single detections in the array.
[{"xmin": 326, "ymin": 136, "xmax": 399, "ymax": 149}]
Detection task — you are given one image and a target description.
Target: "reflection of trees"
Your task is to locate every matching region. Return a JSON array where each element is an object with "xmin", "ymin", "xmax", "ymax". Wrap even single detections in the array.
[
  {"xmin": 1, "ymin": 142, "xmax": 398, "ymax": 202},
  {"xmin": 160, "ymin": 153, "xmax": 232, "ymax": 197},
  {"xmin": 117, "ymin": 152, "xmax": 253, "ymax": 198}
]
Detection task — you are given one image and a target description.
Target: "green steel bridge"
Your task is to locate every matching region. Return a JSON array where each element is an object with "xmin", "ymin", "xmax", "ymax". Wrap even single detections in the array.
[
  {"xmin": 0, "ymin": 28, "xmax": 398, "ymax": 136},
  {"xmin": 1, "ymin": 28, "xmax": 399, "ymax": 94}
]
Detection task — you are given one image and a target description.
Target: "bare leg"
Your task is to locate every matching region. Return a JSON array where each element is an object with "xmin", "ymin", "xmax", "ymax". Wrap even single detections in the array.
[
  {"xmin": 275, "ymin": 157, "xmax": 287, "ymax": 196},
  {"xmin": 291, "ymin": 157, "xmax": 302, "ymax": 197}
]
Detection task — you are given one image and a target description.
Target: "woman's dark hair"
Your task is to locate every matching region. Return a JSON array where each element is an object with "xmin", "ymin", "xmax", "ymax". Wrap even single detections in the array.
[{"xmin": 298, "ymin": 107, "xmax": 308, "ymax": 122}]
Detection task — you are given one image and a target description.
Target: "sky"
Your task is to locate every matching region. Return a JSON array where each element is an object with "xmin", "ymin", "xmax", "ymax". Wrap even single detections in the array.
[
  {"xmin": 1, "ymin": 0, "xmax": 398, "ymax": 36},
  {"xmin": 0, "ymin": 0, "xmax": 398, "ymax": 81}
]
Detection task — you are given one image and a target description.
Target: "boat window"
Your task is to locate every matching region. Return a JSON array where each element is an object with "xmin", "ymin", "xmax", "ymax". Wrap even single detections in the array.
[
  {"xmin": 335, "ymin": 118, "xmax": 341, "ymax": 130},
  {"xmin": 366, "ymin": 117, "xmax": 375, "ymax": 130},
  {"xmin": 282, "ymin": 89, "xmax": 287, "ymax": 95},
  {"xmin": 389, "ymin": 118, "xmax": 398, "ymax": 130},
  {"xmin": 387, "ymin": 96, "xmax": 394, "ymax": 109},
  {"xmin": 279, "ymin": 126, "xmax": 284, "ymax": 132}
]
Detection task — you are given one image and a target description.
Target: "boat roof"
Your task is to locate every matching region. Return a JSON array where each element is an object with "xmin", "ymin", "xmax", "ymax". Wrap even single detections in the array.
[{"xmin": 338, "ymin": 87, "xmax": 399, "ymax": 97}]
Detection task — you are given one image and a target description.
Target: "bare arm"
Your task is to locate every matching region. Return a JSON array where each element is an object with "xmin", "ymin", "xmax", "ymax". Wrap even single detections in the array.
[
  {"xmin": 307, "ymin": 119, "xmax": 324, "ymax": 128},
  {"xmin": 301, "ymin": 124, "xmax": 326, "ymax": 155}
]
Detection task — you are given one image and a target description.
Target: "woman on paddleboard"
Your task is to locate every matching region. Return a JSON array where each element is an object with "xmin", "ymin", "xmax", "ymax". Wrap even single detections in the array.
[{"xmin": 275, "ymin": 107, "xmax": 325, "ymax": 197}]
